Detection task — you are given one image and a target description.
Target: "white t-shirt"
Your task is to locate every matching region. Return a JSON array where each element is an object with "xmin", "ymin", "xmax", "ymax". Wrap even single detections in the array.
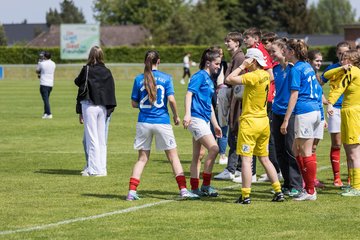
[
  {"xmin": 183, "ymin": 55, "xmax": 190, "ymax": 68},
  {"xmin": 36, "ymin": 59, "xmax": 56, "ymax": 87}
]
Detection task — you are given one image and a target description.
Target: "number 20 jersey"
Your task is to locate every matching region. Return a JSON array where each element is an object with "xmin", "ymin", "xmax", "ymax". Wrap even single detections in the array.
[{"xmin": 131, "ymin": 70, "xmax": 174, "ymax": 124}]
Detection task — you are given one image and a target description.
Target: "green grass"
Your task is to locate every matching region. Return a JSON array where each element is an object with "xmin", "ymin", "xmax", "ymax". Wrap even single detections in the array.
[{"xmin": 0, "ymin": 65, "xmax": 359, "ymax": 240}]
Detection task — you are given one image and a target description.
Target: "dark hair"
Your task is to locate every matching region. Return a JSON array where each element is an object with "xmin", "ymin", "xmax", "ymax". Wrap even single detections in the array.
[
  {"xmin": 243, "ymin": 27, "xmax": 262, "ymax": 39},
  {"xmin": 262, "ymin": 32, "xmax": 278, "ymax": 44},
  {"xmin": 287, "ymin": 39, "xmax": 308, "ymax": 61},
  {"xmin": 199, "ymin": 47, "xmax": 221, "ymax": 70},
  {"xmin": 43, "ymin": 51, "xmax": 51, "ymax": 59},
  {"xmin": 144, "ymin": 50, "xmax": 160, "ymax": 104},
  {"xmin": 336, "ymin": 41, "xmax": 351, "ymax": 51},
  {"xmin": 308, "ymin": 49, "xmax": 322, "ymax": 62},
  {"xmin": 341, "ymin": 49, "xmax": 360, "ymax": 68},
  {"xmin": 87, "ymin": 46, "xmax": 104, "ymax": 65},
  {"xmin": 224, "ymin": 32, "xmax": 243, "ymax": 45}
]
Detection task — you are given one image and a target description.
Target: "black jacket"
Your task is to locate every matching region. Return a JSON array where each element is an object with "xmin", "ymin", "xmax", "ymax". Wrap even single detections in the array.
[{"xmin": 75, "ymin": 63, "xmax": 117, "ymax": 114}]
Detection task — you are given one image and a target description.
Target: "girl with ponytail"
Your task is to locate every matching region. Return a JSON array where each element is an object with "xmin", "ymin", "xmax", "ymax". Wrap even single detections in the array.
[{"xmin": 127, "ymin": 50, "xmax": 199, "ymax": 201}]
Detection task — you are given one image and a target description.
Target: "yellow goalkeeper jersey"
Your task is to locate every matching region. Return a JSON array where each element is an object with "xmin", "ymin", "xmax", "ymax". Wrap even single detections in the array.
[
  {"xmin": 240, "ymin": 69, "xmax": 270, "ymax": 119},
  {"xmin": 325, "ymin": 66, "xmax": 360, "ymax": 108}
]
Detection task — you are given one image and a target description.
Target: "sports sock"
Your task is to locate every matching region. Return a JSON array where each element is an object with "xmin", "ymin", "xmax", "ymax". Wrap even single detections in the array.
[
  {"xmin": 295, "ymin": 155, "xmax": 304, "ymax": 173},
  {"xmin": 303, "ymin": 155, "xmax": 317, "ymax": 195},
  {"xmin": 190, "ymin": 178, "xmax": 199, "ymax": 190},
  {"xmin": 129, "ymin": 177, "xmax": 140, "ymax": 191},
  {"xmin": 272, "ymin": 181, "xmax": 282, "ymax": 193},
  {"xmin": 175, "ymin": 175, "xmax": 187, "ymax": 190},
  {"xmin": 353, "ymin": 168, "xmax": 360, "ymax": 190},
  {"xmin": 241, "ymin": 188, "xmax": 251, "ymax": 199},
  {"xmin": 202, "ymin": 172, "xmax": 212, "ymax": 186},
  {"xmin": 330, "ymin": 147, "xmax": 341, "ymax": 179},
  {"xmin": 349, "ymin": 168, "xmax": 354, "ymax": 187}
]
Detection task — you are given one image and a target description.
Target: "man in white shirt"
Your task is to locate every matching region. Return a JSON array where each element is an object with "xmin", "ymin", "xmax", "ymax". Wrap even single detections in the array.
[
  {"xmin": 36, "ymin": 51, "xmax": 56, "ymax": 119},
  {"xmin": 180, "ymin": 52, "xmax": 191, "ymax": 85}
]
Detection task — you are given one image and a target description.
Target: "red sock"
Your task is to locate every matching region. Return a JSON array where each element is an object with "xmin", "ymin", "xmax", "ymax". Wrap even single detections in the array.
[
  {"xmin": 175, "ymin": 175, "xmax": 187, "ymax": 190},
  {"xmin": 129, "ymin": 177, "xmax": 140, "ymax": 191},
  {"xmin": 190, "ymin": 178, "xmax": 199, "ymax": 190},
  {"xmin": 202, "ymin": 172, "xmax": 212, "ymax": 186},
  {"xmin": 303, "ymin": 155, "xmax": 317, "ymax": 195},
  {"xmin": 330, "ymin": 147, "xmax": 341, "ymax": 179},
  {"xmin": 296, "ymin": 155, "xmax": 304, "ymax": 173}
]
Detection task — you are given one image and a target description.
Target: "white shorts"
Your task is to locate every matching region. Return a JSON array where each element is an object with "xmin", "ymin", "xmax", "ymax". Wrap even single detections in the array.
[
  {"xmin": 327, "ymin": 107, "xmax": 341, "ymax": 133},
  {"xmin": 188, "ymin": 117, "xmax": 212, "ymax": 141},
  {"xmin": 217, "ymin": 87, "xmax": 231, "ymax": 127},
  {"xmin": 313, "ymin": 120, "xmax": 325, "ymax": 140},
  {"xmin": 134, "ymin": 123, "xmax": 177, "ymax": 151},
  {"xmin": 294, "ymin": 111, "xmax": 321, "ymax": 139}
]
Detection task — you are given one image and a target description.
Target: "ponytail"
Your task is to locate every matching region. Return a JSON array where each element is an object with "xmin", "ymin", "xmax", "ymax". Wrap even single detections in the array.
[
  {"xmin": 287, "ymin": 39, "xmax": 308, "ymax": 61},
  {"xmin": 143, "ymin": 50, "xmax": 160, "ymax": 104}
]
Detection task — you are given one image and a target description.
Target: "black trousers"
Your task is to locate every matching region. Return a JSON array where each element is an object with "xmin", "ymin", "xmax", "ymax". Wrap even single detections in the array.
[{"xmin": 272, "ymin": 113, "xmax": 302, "ymax": 189}]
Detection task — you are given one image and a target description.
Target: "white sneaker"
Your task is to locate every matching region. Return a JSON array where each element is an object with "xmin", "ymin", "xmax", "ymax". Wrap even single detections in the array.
[
  {"xmin": 219, "ymin": 155, "xmax": 228, "ymax": 165},
  {"xmin": 232, "ymin": 174, "xmax": 257, "ymax": 183},
  {"xmin": 232, "ymin": 175, "xmax": 242, "ymax": 183},
  {"xmin": 252, "ymin": 174, "xmax": 257, "ymax": 183},
  {"xmin": 278, "ymin": 172, "xmax": 284, "ymax": 181},
  {"xmin": 180, "ymin": 79, "xmax": 185, "ymax": 85},
  {"xmin": 214, "ymin": 169, "xmax": 234, "ymax": 180},
  {"xmin": 258, "ymin": 174, "xmax": 270, "ymax": 182},
  {"xmin": 42, "ymin": 114, "xmax": 53, "ymax": 119},
  {"xmin": 235, "ymin": 170, "xmax": 241, "ymax": 177},
  {"xmin": 293, "ymin": 190, "xmax": 317, "ymax": 201}
]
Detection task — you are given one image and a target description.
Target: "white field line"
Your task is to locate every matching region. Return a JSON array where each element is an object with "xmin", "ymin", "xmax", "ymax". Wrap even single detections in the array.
[
  {"xmin": 0, "ymin": 200, "xmax": 172, "ymax": 236},
  {"xmin": 0, "ymin": 163, "xmax": 344, "ymax": 236}
]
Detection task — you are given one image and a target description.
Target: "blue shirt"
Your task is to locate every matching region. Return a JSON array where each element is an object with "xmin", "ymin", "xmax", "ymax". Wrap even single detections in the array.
[
  {"xmin": 321, "ymin": 62, "xmax": 343, "ymax": 109},
  {"xmin": 314, "ymin": 79, "xmax": 324, "ymax": 120},
  {"xmin": 187, "ymin": 70, "xmax": 214, "ymax": 122},
  {"xmin": 131, "ymin": 70, "xmax": 174, "ymax": 124},
  {"xmin": 290, "ymin": 61, "xmax": 320, "ymax": 115},
  {"xmin": 272, "ymin": 63, "xmax": 292, "ymax": 115}
]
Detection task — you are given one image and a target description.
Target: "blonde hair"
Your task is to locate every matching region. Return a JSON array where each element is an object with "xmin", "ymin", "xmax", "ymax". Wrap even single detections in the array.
[
  {"xmin": 287, "ymin": 39, "xmax": 308, "ymax": 61},
  {"xmin": 87, "ymin": 46, "xmax": 104, "ymax": 65},
  {"xmin": 342, "ymin": 50, "xmax": 360, "ymax": 68},
  {"xmin": 144, "ymin": 50, "xmax": 160, "ymax": 104}
]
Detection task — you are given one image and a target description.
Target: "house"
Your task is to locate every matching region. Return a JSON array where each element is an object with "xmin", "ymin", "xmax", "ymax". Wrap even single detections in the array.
[
  {"xmin": 3, "ymin": 23, "xmax": 49, "ymax": 45},
  {"xmin": 343, "ymin": 24, "xmax": 360, "ymax": 47},
  {"xmin": 27, "ymin": 25, "xmax": 151, "ymax": 47},
  {"xmin": 277, "ymin": 32, "xmax": 344, "ymax": 46}
]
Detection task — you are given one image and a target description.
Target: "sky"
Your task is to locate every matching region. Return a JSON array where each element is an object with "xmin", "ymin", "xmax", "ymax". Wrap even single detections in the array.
[{"xmin": 0, "ymin": 0, "xmax": 359, "ymax": 24}]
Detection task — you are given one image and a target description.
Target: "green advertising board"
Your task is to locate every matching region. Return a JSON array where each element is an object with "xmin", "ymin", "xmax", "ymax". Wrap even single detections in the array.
[{"xmin": 60, "ymin": 24, "xmax": 100, "ymax": 60}]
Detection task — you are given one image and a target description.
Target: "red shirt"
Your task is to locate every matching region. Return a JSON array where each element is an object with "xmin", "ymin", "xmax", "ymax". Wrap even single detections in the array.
[{"xmin": 252, "ymin": 42, "xmax": 274, "ymax": 102}]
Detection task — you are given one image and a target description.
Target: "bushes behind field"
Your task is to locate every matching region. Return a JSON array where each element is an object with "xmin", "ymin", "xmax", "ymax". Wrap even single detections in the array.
[{"xmin": 0, "ymin": 45, "xmax": 337, "ymax": 64}]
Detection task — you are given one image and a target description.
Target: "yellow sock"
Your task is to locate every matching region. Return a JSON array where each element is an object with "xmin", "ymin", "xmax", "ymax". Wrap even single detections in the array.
[
  {"xmin": 353, "ymin": 168, "xmax": 360, "ymax": 190},
  {"xmin": 349, "ymin": 168, "xmax": 354, "ymax": 186},
  {"xmin": 272, "ymin": 181, "xmax": 281, "ymax": 193},
  {"xmin": 241, "ymin": 188, "xmax": 251, "ymax": 199}
]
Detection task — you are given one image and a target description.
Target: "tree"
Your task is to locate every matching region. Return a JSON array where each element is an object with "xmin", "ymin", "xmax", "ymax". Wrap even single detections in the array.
[
  {"xmin": 314, "ymin": 0, "xmax": 356, "ymax": 34},
  {"xmin": 0, "ymin": 23, "xmax": 7, "ymax": 46},
  {"xmin": 189, "ymin": 0, "xmax": 227, "ymax": 45},
  {"xmin": 46, "ymin": 0, "xmax": 85, "ymax": 27}
]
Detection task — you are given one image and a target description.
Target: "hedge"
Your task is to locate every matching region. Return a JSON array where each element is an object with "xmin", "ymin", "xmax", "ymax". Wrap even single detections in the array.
[{"xmin": 0, "ymin": 45, "xmax": 337, "ymax": 64}]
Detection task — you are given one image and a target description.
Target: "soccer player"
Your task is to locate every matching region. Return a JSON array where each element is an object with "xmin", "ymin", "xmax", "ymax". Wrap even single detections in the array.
[
  {"xmin": 226, "ymin": 48, "xmax": 284, "ymax": 204},
  {"xmin": 269, "ymin": 38, "xmax": 303, "ymax": 197},
  {"xmin": 243, "ymin": 27, "xmax": 282, "ymax": 183},
  {"xmin": 183, "ymin": 47, "xmax": 222, "ymax": 197},
  {"xmin": 214, "ymin": 32, "xmax": 246, "ymax": 181},
  {"xmin": 321, "ymin": 42, "xmax": 351, "ymax": 187},
  {"xmin": 127, "ymin": 50, "xmax": 199, "ymax": 201},
  {"xmin": 325, "ymin": 49, "xmax": 360, "ymax": 196},
  {"xmin": 281, "ymin": 39, "xmax": 321, "ymax": 201}
]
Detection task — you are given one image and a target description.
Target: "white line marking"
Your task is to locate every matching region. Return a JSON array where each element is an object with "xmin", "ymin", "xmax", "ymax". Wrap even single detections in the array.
[
  {"xmin": 0, "ymin": 163, "xmax": 346, "ymax": 235},
  {"xmin": 0, "ymin": 200, "xmax": 172, "ymax": 236}
]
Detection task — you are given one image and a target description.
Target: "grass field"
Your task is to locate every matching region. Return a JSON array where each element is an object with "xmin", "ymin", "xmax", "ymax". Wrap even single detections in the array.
[{"xmin": 0, "ymin": 64, "xmax": 359, "ymax": 240}]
